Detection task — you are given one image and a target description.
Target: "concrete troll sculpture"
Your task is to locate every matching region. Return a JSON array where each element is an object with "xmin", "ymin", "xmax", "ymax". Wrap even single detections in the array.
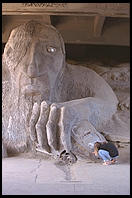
[{"xmin": 2, "ymin": 21, "xmax": 118, "ymax": 164}]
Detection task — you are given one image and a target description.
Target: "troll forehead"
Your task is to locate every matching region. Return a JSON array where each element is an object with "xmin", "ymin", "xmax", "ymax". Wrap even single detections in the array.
[{"xmin": 9, "ymin": 20, "xmax": 62, "ymax": 45}]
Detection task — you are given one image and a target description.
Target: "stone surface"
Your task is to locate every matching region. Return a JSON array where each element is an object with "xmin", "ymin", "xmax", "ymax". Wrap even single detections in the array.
[
  {"xmin": 2, "ymin": 20, "xmax": 129, "ymax": 163},
  {"xmin": 2, "ymin": 144, "xmax": 130, "ymax": 195},
  {"xmin": 71, "ymin": 61, "xmax": 130, "ymax": 143}
]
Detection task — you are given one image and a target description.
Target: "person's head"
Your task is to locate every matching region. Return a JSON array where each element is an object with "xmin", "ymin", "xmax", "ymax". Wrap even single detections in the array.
[
  {"xmin": 93, "ymin": 141, "xmax": 103, "ymax": 155},
  {"xmin": 94, "ymin": 141, "xmax": 107, "ymax": 153},
  {"xmin": 94, "ymin": 142, "xmax": 101, "ymax": 151},
  {"xmin": 3, "ymin": 20, "xmax": 66, "ymax": 99}
]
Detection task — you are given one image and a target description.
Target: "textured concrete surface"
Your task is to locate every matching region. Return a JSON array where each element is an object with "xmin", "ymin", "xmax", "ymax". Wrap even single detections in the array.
[{"xmin": 2, "ymin": 144, "xmax": 130, "ymax": 195}]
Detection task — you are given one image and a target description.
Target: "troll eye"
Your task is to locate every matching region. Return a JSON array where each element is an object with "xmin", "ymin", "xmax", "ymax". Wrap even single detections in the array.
[{"xmin": 47, "ymin": 46, "xmax": 56, "ymax": 53}]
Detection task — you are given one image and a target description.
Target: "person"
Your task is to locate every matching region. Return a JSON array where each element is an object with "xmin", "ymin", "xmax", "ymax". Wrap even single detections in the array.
[{"xmin": 93, "ymin": 141, "xmax": 119, "ymax": 165}]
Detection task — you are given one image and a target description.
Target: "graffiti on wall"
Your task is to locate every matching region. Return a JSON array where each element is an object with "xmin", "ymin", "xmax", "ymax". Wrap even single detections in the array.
[{"xmin": 22, "ymin": 3, "xmax": 67, "ymax": 8}]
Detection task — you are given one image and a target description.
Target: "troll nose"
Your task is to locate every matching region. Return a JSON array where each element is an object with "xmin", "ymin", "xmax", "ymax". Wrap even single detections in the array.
[
  {"xmin": 26, "ymin": 44, "xmax": 40, "ymax": 78},
  {"xmin": 27, "ymin": 62, "xmax": 38, "ymax": 78}
]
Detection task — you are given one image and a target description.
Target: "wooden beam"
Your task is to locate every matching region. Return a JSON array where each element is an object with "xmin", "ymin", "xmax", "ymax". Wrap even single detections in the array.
[
  {"xmin": 93, "ymin": 16, "xmax": 105, "ymax": 37},
  {"xmin": 2, "ymin": 3, "xmax": 129, "ymax": 18}
]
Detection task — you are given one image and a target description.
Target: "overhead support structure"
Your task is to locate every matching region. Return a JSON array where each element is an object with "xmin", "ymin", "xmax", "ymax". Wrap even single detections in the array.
[
  {"xmin": 2, "ymin": 3, "xmax": 129, "ymax": 18},
  {"xmin": 93, "ymin": 16, "xmax": 105, "ymax": 37},
  {"xmin": 2, "ymin": 3, "xmax": 130, "ymax": 46}
]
